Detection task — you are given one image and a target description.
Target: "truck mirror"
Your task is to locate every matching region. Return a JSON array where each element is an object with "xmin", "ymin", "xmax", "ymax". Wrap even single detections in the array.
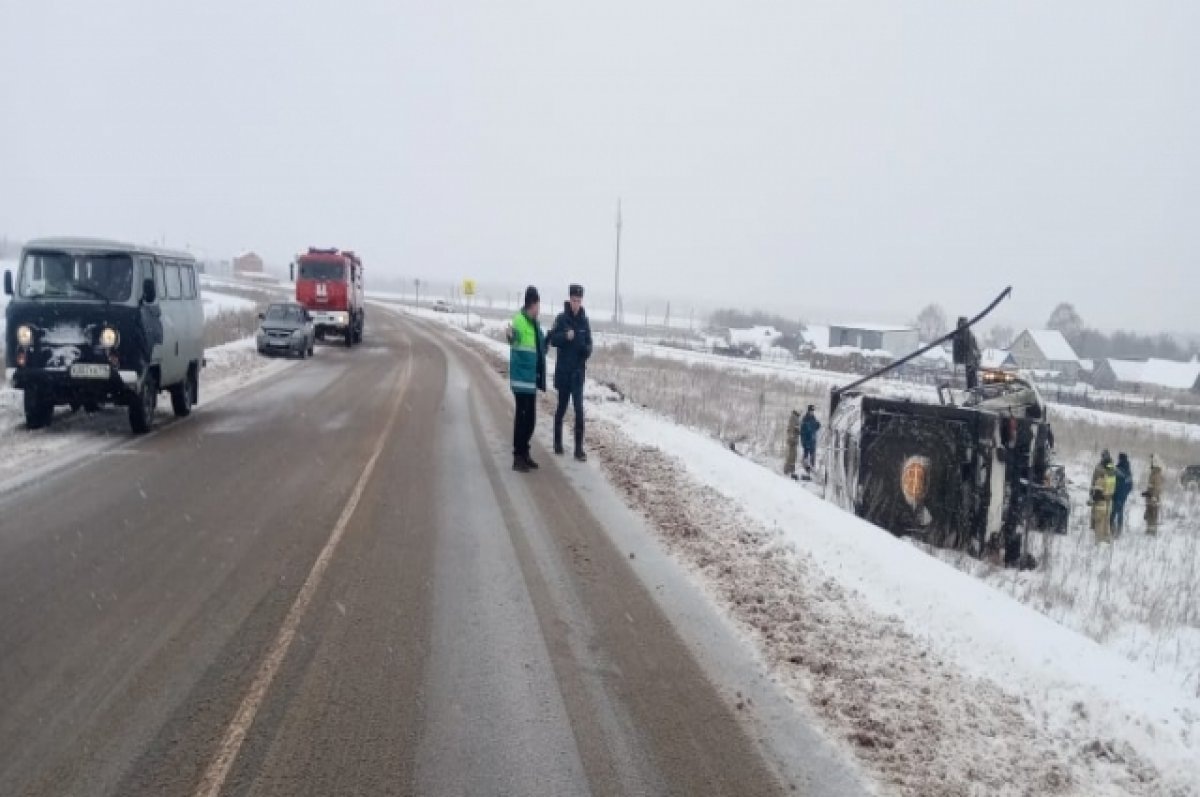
[
  {"xmin": 142, "ymin": 277, "xmax": 157, "ymax": 304},
  {"xmin": 3, "ymin": 270, "xmax": 12, "ymax": 296},
  {"xmin": 258, "ymin": 312, "xmax": 265, "ymax": 320},
  {"xmin": 289, "ymin": 263, "xmax": 295, "ymax": 282}
]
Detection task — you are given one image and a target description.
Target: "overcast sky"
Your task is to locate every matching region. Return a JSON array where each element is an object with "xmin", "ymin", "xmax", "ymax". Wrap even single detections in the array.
[{"xmin": 1, "ymin": 1, "xmax": 1197, "ymax": 332}]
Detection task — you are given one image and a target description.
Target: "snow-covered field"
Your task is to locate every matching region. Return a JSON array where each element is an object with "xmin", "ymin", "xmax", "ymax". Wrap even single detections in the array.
[
  {"xmin": 392, "ymin": 302, "xmax": 1200, "ymax": 796},
  {"xmin": 202, "ymin": 290, "xmax": 256, "ymax": 319}
]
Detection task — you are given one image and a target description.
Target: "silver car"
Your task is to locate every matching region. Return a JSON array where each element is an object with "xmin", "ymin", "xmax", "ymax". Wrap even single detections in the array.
[{"xmin": 256, "ymin": 302, "xmax": 316, "ymax": 359}]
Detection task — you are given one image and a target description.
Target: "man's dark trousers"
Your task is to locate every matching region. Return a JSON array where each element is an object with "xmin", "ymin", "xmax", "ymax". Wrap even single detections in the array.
[
  {"xmin": 514, "ymin": 393, "xmax": 537, "ymax": 458},
  {"xmin": 554, "ymin": 371, "xmax": 584, "ymax": 450}
]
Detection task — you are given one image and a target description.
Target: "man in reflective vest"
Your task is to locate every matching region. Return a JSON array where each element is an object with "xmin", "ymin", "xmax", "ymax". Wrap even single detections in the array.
[{"xmin": 507, "ymin": 286, "xmax": 547, "ymax": 472}]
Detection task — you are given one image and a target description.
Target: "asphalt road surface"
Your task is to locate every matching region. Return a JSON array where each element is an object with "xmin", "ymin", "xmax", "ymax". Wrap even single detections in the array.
[{"xmin": 0, "ymin": 309, "xmax": 863, "ymax": 796}]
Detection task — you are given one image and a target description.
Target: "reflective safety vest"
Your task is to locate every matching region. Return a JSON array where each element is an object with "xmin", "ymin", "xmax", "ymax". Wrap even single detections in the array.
[{"xmin": 509, "ymin": 311, "xmax": 543, "ymax": 394}]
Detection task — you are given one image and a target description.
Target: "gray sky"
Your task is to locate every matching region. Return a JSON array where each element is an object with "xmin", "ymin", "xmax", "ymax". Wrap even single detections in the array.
[{"xmin": 1, "ymin": 0, "xmax": 1197, "ymax": 332}]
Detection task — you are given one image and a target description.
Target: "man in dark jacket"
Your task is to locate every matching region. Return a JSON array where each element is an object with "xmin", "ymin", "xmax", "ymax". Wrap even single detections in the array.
[
  {"xmin": 549, "ymin": 284, "xmax": 592, "ymax": 461},
  {"xmin": 800, "ymin": 405, "xmax": 821, "ymax": 477},
  {"xmin": 1111, "ymin": 452, "xmax": 1134, "ymax": 536}
]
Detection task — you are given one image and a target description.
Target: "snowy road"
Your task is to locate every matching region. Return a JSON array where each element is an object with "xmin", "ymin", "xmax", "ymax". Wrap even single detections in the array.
[{"xmin": 0, "ymin": 311, "xmax": 865, "ymax": 796}]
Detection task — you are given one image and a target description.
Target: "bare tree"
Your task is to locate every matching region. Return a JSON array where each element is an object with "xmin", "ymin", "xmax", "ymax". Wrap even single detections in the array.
[
  {"xmin": 914, "ymin": 303, "xmax": 948, "ymax": 343},
  {"xmin": 984, "ymin": 324, "xmax": 1015, "ymax": 349},
  {"xmin": 1046, "ymin": 303, "xmax": 1084, "ymax": 336}
]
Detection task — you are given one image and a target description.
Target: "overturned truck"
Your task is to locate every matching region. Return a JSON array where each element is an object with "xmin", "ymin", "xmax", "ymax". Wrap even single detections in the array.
[{"xmin": 822, "ymin": 288, "xmax": 1069, "ymax": 567}]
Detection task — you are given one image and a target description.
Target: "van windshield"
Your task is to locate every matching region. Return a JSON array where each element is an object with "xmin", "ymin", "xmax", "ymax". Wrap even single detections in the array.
[
  {"xmin": 18, "ymin": 251, "xmax": 134, "ymax": 302},
  {"xmin": 298, "ymin": 260, "xmax": 344, "ymax": 281}
]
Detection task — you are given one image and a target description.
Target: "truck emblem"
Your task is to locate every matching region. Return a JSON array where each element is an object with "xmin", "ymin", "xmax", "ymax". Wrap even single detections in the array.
[{"xmin": 901, "ymin": 456, "xmax": 930, "ymax": 507}]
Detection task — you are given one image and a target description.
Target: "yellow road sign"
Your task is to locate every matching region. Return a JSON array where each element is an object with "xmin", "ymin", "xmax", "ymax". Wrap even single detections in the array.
[{"xmin": 462, "ymin": 279, "xmax": 476, "ymax": 297}]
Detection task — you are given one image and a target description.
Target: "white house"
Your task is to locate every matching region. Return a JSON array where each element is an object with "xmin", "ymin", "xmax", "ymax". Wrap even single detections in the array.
[
  {"xmin": 1009, "ymin": 329, "xmax": 1081, "ymax": 381},
  {"xmin": 728, "ymin": 326, "xmax": 782, "ymax": 351},
  {"xmin": 1093, "ymin": 357, "xmax": 1200, "ymax": 394},
  {"xmin": 801, "ymin": 324, "xmax": 831, "ymax": 349}
]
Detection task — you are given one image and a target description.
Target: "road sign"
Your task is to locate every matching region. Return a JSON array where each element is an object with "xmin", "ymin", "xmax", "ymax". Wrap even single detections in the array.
[{"xmin": 462, "ymin": 279, "xmax": 476, "ymax": 297}]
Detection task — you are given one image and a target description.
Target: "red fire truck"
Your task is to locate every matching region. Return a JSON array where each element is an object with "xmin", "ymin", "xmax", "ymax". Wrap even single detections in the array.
[{"xmin": 291, "ymin": 247, "xmax": 365, "ymax": 346}]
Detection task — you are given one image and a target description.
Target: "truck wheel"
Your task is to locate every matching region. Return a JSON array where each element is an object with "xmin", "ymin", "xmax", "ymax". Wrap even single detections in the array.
[
  {"xmin": 344, "ymin": 330, "xmax": 353, "ymax": 348},
  {"xmin": 170, "ymin": 367, "xmax": 197, "ymax": 417},
  {"xmin": 24, "ymin": 387, "xmax": 55, "ymax": 430},
  {"xmin": 129, "ymin": 372, "xmax": 159, "ymax": 433}
]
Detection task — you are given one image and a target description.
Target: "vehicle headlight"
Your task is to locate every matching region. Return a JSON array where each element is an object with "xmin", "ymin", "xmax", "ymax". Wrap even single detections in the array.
[
  {"xmin": 16, "ymin": 324, "xmax": 33, "ymax": 347},
  {"xmin": 292, "ymin": 329, "xmax": 306, "ymax": 338},
  {"xmin": 100, "ymin": 327, "xmax": 119, "ymax": 348}
]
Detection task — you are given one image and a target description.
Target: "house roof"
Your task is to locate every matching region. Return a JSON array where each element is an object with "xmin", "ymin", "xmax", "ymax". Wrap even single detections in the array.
[
  {"xmin": 1078, "ymin": 358, "xmax": 1095, "ymax": 372},
  {"xmin": 1138, "ymin": 358, "xmax": 1200, "ymax": 391},
  {"xmin": 1022, "ymin": 329, "xmax": 1079, "ymax": 363},
  {"xmin": 981, "ymin": 348, "xmax": 1015, "ymax": 368},
  {"xmin": 1105, "ymin": 359, "xmax": 1146, "ymax": 383}
]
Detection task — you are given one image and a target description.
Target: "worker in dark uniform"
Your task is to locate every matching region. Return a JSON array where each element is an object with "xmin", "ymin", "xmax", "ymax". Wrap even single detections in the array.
[{"xmin": 548, "ymin": 284, "xmax": 592, "ymax": 461}]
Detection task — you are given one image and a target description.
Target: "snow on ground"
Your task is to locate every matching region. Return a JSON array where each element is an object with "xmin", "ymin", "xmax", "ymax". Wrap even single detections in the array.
[
  {"xmin": 0, "ymin": 258, "xmax": 14, "ymax": 344},
  {"xmin": 393, "ymin": 303, "xmax": 1200, "ymax": 796},
  {"xmin": 202, "ymin": 289, "xmax": 257, "ymax": 318},
  {"xmin": 933, "ymin": 451, "xmax": 1200, "ymax": 696},
  {"xmin": 0, "ymin": 337, "xmax": 292, "ymax": 489}
]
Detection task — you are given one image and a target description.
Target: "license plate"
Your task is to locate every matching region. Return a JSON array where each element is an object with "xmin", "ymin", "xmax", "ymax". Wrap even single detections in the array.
[
  {"xmin": 269, "ymin": 340, "xmax": 291, "ymax": 347},
  {"xmin": 70, "ymin": 364, "xmax": 111, "ymax": 379}
]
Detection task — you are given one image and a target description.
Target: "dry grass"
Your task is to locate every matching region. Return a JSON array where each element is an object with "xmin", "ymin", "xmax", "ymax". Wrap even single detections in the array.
[{"xmin": 204, "ymin": 308, "xmax": 263, "ymax": 348}]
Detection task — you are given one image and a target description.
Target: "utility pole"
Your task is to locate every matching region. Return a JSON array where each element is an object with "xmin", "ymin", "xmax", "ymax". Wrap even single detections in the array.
[
  {"xmin": 613, "ymin": 198, "xmax": 622, "ymax": 329},
  {"xmin": 664, "ymin": 301, "xmax": 671, "ymax": 328},
  {"xmin": 415, "ymin": 278, "xmax": 421, "ymax": 309}
]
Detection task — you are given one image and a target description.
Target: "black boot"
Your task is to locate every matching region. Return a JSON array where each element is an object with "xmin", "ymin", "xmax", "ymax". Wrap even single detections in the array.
[
  {"xmin": 554, "ymin": 423, "xmax": 565, "ymax": 456},
  {"xmin": 525, "ymin": 454, "xmax": 540, "ymax": 469},
  {"xmin": 574, "ymin": 429, "xmax": 587, "ymax": 462},
  {"xmin": 513, "ymin": 455, "xmax": 530, "ymax": 473}
]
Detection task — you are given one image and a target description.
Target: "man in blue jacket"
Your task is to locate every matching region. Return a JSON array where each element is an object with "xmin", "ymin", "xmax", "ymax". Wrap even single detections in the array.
[
  {"xmin": 800, "ymin": 404, "xmax": 821, "ymax": 478},
  {"xmin": 507, "ymin": 286, "xmax": 546, "ymax": 472},
  {"xmin": 549, "ymin": 284, "xmax": 593, "ymax": 461}
]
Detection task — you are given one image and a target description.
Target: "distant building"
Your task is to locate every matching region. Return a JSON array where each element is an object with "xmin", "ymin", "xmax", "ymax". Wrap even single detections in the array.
[
  {"xmin": 828, "ymin": 324, "xmax": 918, "ymax": 357},
  {"xmin": 980, "ymin": 348, "xmax": 1017, "ymax": 370},
  {"xmin": 232, "ymin": 251, "xmax": 264, "ymax": 275},
  {"xmin": 1093, "ymin": 357, "xmax": 1200, "ymax": 395},
  {"xmin": 802, "ymin": 324, "xmax": 831, "ymax": 349},
  {"xmin": 728, "ymin": 326, "xmax": 782, "ymax": 351},
  {"xmin": 1009, "ymin": 329, "xmax": 1080, "ymax": 382}
]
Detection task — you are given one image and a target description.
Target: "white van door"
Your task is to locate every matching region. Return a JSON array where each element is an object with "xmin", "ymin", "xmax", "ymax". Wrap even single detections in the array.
[{"xmin": 158, "ymin": 262, "xmax": 185, "ymax": 386}]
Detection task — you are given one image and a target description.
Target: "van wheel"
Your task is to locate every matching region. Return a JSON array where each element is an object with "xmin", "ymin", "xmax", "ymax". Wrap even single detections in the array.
[
  {"xmin": 129, "ymin": 372, "xmax": 158, "ymax": 433},
  {"xmin": 24, "ymin": 387, "xmax": 55, "ymax": 430},
  {"xmin": 170, "ymin": 367, "xmax": 197, "ymax": 417}
]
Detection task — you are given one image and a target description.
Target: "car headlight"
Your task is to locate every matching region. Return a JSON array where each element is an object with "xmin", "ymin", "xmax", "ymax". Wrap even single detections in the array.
[
  {"xmin": 100, "ymin": 327, "xmax": 119, "ymax": 348},
  {"xmin": 292, "ymin": 329, "xmax": 306, "ymax": 338},
  {"xmin": 16, "ymin": 324, "xmax": 33, "ymax": 347}
]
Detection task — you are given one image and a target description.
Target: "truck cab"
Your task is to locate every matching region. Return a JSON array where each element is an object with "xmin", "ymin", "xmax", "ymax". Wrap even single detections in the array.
[{"xmin": 292, "ymin": 248, "xmax": 364, "ymax": 347}]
